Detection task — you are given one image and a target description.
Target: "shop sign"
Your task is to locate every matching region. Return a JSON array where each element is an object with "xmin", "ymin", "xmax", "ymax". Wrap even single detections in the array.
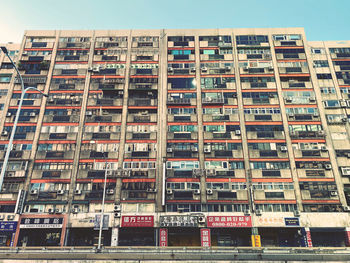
[
  {"xmin": 0, "ymin": 221, "xmax": 17, "ymax": 231},
  {"xmin": 20, "ymin": 218, "xmax": 63, "ymax": 228},
  {"xmin": 284, "ymin": 217, "xmax": 300, "ymax": 227},
  {"xmin": 200, "ymin": 229, "xmax": 211, "ymax": 247},
  {"xmin": 257, "ymin": 216, "xmax": 284, "ymax": 227},
  {"xmin": 207, "ymin": 216, "xmax": 252, "ymax": 228},
  {"xmin": 121, "ymin": 216, "xmax": 154, "ymax": 227},
  {"xmin": 160, "ymin": 215, "xmax": 198, "ymax": 227},
  {"xmin": 15, "ymin": 189, "xmax": 26, "ymax": 214},
  {"xmin": 94, "ymin": 215, "xmax": 109, "ymax": 230},
  {"xmin": 159, "ymin": 228, "xmax": 168, "ymax": 247},
  {"xmin": 251, "ymin": 235, "xmax": 261, "ymax": 247}
]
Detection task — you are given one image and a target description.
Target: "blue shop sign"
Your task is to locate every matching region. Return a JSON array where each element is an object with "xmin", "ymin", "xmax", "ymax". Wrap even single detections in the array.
[
  {"xmin": 284, "ymin": 217, "xmax": 300, "ymax": 227},
  {"xmin": 0, "ymin": 221, "xmax": 17, "ymax": 232}
]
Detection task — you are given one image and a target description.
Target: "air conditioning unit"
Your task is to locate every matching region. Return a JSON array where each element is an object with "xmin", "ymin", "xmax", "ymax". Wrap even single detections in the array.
[
  {"xmin": 30, "ymin": 189, "xmax": 38, "ymax": 195},
  {"xmin": 6, "ymin": 112, "xmax": 11, "ymax": 117},
  {"xmin": 72, "ymin": 208, "xmax": 79, "ymax": 214},
  {"xmin": 309, "ymin": 97, "xmax": 316, "ymax": 102},
  {"xmin": 88, "ymin": 67, "xmax": 93, "ymax": 72},
  {"xmin": 107, "ymin": 189, "xmax": 114, "ymax": 195},
  {"xmin": 7, "ymin": 215, "xmax": 14, "ymax": 220},
  {"xmin": 318, "ymin": 130, "xmax": 325, "ymax": 137},
  {"xmin": 166, "ymin": 189, "xmax": 173, "ymax": 195},
  {"xmin": 347, "ymin": 153, "xmax": 350, "ymax": 159},
  {"xmin": 198, "ymin": 216, "xmax": 205, "ymax": 223},
  {"xmin": 190, "ymin": 67, "xmax": 196, "ymax": 72},
  {"xmin": 313, "ymin": 112, "xmax": 319, "ymax": 117},
  {"xmin": 0, "ymin": 215, "xmax": 4, "ymax": 220},
  {"xmin": 204, "ymin": 97, "xmax": 212, "ymax": 102},
  {"xmin": 167, "ymin": 67, "xmax": 174, "ymax": 72},
  {"xmin": 168, "ymin": 97, "xmax": 174, "ymax": 102},
  {"xmin": 288, "ymin": 113, "xmax": 295, "ymax": 118},
  {"xmin": 85, "ymin": 111, "xmax": 93, "ymax": 116},
  {"xmin": 147, "ymin": 188, "xmax": 157, "ymax": 193},
  {"xmin": 106, "ymin": 170, "xmax": 113, "ymax": 176},
  {"xmin": 225, "ymin": 66, "xmax": 231, "ymax": 71},
  {"xmin": 204, "ymin": 146, "xmax": 211, "ymax": 153},
  {"xmin": 330, "ymin": 191, "xmax": 338, "ymax": 197},
  {"xmin": 206, "ymin": 189, "xmax": 213, "ymax": 195},
  {"xmin": 1, "ymin": 131, "xmax": 8, "ymax": 136},
  {"xmin": 343, "ymin": 206, "xmax": 350, "ymax": 212},
  {"xmin": 232, "ymin": 93, "xmax": 237, "ymax": 98},
  {"xmin": 75, "ymin": 189, "xmax": 82, "ymax": 195},
  {"xmin": 193, "ymin": 189, "xmax": 200, "ymax": 195},
  {"xmin": 321, "ymin": 146, "xmax": 328, "ymax": 152},
  {"xmin": 166, "ymin": 148, "xmax": 173, "ymax": 153},
  {"xmin": 205, "ymin": 169, "xmax": 216, "ymax": 176},
  {"xmin": 342, "ymin": 117, "xmax": 348, "ymax": 122},
  {"xmin": 191, "ymin": 146, "xmax": 198, "ymax": 152},
  {"xmin": 92, "ymin": 67, "xmax": 100, "ymax": 72},
  {"xmin": 48, "ymin": 97, "xmax": 54, "ymax": 102},
  {"xmin": 201, "ymin": 67, "xmax": 208, "ymax": 73},
  {"xmin": 29, "ymin": 112, "xmax": 36, "ymax": 117},
  {"xmin": 48, "ymin": 209, "xmax": 54, "ymax": 214},
  {"xmin": 244, "ymin": 209, "xmax": 250, "ymax": 216},
  {"xmin": 57, "ymin": 190, "xmax": 64, "ymax": 195},
  {"xmin": 114, "ymin": 212, "xmax": 121, "ymax": 218},
  {"xmin": 55, "ymin": 209, "xmax": 62, "ymax": 214},
  {"xmin": 114, "ymin": 205, "xmax": 121, "ymax": 212},
  {"xmin": 341, "ymin": 167, "xmax": 350, "ymax": 176},
  {"xmin": 235, "ymin": 130, "xmax": 241, "ymax": 136},
  {"xmin": 325, "ymin": 164, "xmax": 332, "ymax": 170},
  {"xmin": 294, "ymin": 210, "xmax": 301, "ymax": 217},
  {"xmin": 340, "ymin": 100, "xmax": 347, "ymax": 108},
  {"xmin": 280, "ymin": 146, "xmax": 288, "ymax": 152},
  {"xmin": 243, "ymin": 66, "xmax": 249, "ymax": 71},
  {"xmin": 255, "ymin": 209, "xmax": 262, "ymax": 216},
  {"xmin": 285, "ymin": 97, "xmax": 293, "ymax": 102}
]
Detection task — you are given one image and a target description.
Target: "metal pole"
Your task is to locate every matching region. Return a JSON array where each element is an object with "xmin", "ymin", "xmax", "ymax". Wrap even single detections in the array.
[
  {"xmin": 97, "ymin": 154, "xmax": 108, "ymax": 251},
  {"xmin": 0, "ymin": 49, "xmax": 47, "ymax": 192}
]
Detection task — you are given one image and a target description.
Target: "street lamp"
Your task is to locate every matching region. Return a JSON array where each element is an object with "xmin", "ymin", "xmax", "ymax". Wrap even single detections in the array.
[
  {"xmin": 0, "ymin": 46, "xmax": 48, "ymax": 192},
  {"xmin": 90, "ymin": 140, "xmax": 108, "ymax": 252}
]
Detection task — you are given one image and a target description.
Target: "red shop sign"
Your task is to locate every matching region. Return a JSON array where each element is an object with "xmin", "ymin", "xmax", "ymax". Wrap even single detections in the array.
[
  {"xmin": 207, "ymin": 216, "xmax": 252, "ymax": 228},
  {"xmin": 121, "ymin": 216, "xmax": 154, "ymax": 227},
  {"xmin": 159, "ymin": 228, "xmax": 168, "ymax": 247},
  {"xmin": 200, "ymin": 228, "xmax": 211, "ymax": 247}
]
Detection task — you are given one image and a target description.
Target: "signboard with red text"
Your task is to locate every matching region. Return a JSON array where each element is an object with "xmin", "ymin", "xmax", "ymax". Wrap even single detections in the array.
[
  {"xmin": 207, "ymin": 216, "xmax": 252, "ymax": 228},
  {"xmin": 200, "ymin": 229, "xmax": 211, "ymax": 247},
  {"xmin": 121, "ymin": 216, "xmax": 154, "ymax": 227}
]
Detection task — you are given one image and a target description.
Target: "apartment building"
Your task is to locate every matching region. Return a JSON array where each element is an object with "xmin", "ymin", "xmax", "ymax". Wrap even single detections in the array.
[{"xmin": 0, "ymin": 28, "xmax": 349, "ymax": 248}]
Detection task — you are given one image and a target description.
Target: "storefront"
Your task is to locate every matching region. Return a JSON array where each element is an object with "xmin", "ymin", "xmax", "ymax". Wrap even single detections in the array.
[
  {"xmin": 67, "ymin": 214, "xmax": 111, "ymax": 246},
  {"xmin": 207, "ymin": 215, "xmax": 252, "ymax": 246},
  {"xmin": 255, "ymin": 215, "xmax": 301, "ymax": 247},
  {"xmin": 310, "ymin": 228, "xmax": 347, "ymax": 247},
  {"xmin": 15, "ymin": 215, "xmax": 66, "ymax": 247},
  {"xmin": 160, "ymin": 215, "xmax": 200, "ymax": 246},
  {"xmin": 0, "ymin": 221, "xmax": 17, "ymax": 247},
  {"xmin": 118, "ymin": 215, "xmax": 155, "ymax": 246}
]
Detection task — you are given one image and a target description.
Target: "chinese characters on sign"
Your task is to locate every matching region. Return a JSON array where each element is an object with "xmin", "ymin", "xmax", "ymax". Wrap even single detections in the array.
[
  {"xmin": 160, "ymin": 216, "xmax": 198, "ymax": 227},
  {"xmin": 20, "ymin": 218, "xmax": 63, "ymax": 228},
  {"xmin": 121, "ymin": 216, "xmax": 154, "ymax": 227},
  {"xmin": 159, "ymin": 228, "xmax": 168, "ymax": 247},
  {"xmin": 284, "ymin": 217, "xmax": 300, "ymax": 227},
  {"xmin": 207, "ymin": 216, "xmax": 252, "ymax": 228},
  {"xmin": 257, "ymin": 216, "xmax": 284, "ymax": 226},
  {"xmin": 200, "ymin": 229, "xmax": 211, "ymax": 247},
  {"xmin": 0, "ymin": 222, "xmax": 17, "ymax": 232}
]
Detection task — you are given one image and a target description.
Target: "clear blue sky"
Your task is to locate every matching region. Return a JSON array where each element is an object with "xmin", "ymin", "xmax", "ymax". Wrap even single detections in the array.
[{"xmin": 1, "ymin": 0, "xmax": 350, "ymax": 43}]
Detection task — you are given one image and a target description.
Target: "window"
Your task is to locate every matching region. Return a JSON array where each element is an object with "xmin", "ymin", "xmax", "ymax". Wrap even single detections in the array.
[{"xmin": 313, "ymin": 60, "xmax": 329, "ymax": 68}]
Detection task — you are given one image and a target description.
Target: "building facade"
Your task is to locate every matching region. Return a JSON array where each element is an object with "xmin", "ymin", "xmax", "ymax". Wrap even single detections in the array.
[{"xmin": 0, "ymin": 28, "xmax": 350, "ymax": 247}]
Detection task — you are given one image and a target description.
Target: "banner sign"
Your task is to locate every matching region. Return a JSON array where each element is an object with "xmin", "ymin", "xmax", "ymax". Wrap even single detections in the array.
[
  {"xmin": 160, "ymin": 215, "xmax": 198, "ymax": 227},
  {"xmin": 159, "ymin": 228, "xmax": 168, "ymax": 247},
  {"xmin": 284, "ymin": 217, "xmax": 300, "ymax": 227},
  {"xmin": 94, "ymin": 214, "xmax": 109, "ymax": 230},
  {"xmin": 121, "ymin": 216, "xmax": 154, "ymax": 227},
  {"xmin": 20, "ymin": 218, "xmax": 63, "ymax": 228},
  {"xmin": 0, "ymin": 221, "xmax": 17, "ymax": 231},
  {"xmin": 207, "ymin": 216, "xmax": 252, "ymax": 228},
  {"xmin": 200, "ymin": 228, "xmax": 211, "ymax": 247}
]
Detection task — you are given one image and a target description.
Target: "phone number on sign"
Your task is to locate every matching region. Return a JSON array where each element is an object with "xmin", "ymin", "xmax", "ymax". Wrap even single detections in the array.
[{"xmin": 209, "ymin": 222, "xmax": 249, "ymax": 227}]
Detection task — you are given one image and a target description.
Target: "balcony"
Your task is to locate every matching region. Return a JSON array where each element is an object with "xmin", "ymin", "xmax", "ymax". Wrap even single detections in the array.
[
  {"xmin": 125, "ymin": 132, "xmax": 157, "ymax": 140},
  {"xmin": 43, "ymin": 115, "xmax": 80, "ymax": 123},
  {"xmin": 127, "ymin": 114, "xmax": 157, "ymax": 123},
  {"xmin": 79, "ymin": 150, "xmax": 119, "ymax": 159},
  {"xmin": 39, "ymin": 133, "xmax": 77, "ymax": 140},
  {"xmin": 240, "ymin": 82, "xmax": 276, "ymax": 89},
  {"xmin": 206, "ymin": 190, "xmax": 247, "ymax": 201},
  {"xmin": 248, "ymin": 149, "xmax": 288, "ymax": 159},
  {"xmin": 58, "ymin": 42, "xmax": 90, "ymax": 49},
  {"xmin": 167, "ymin": 190, "xmax": 200, "ymax": 201},
  {"xmin": 128, "ymin": 98, "xmax": 158, "ymax": 107},
  {"xmin": 47, "ymin": 97, "xmax": 82, "ymax": 106},
  {"xmin": 87, "ymin": 97, "xmax": 123, "ymax": 107},
  {"xmin": 121, "ymin": 190, "xmax": 155, "ymax": 201},
  {"xmin": 243, "ymin": 97, "xmax": 279, "ymax": 105},
  {"xmin": 203, "ymin": 131, "xmax": 241, "ymax": 140},
  {"xmin": 246, "ymin": 130, "xmax": 285, "ymax": 140},
  {"xmin": 167, "ymin": 132, "xmax": 197, "ymax": 140},
  {"xmin": 10, "ymin": 99, "xmax": 42, "ymax": 107},
  {"xmin": 254, "ymin": 190, "xmax": 295, "ymax": 200},
  {"xmin": 25, "ymin": 42, "xmax": 55, "ymax": 49},
  {"xmin": 289, "ymin": 130, "xmax": 326, "ymax": 139},
  {"xmin": 251, "ymin": 169, "xmax": 292, "ymax": 179},
  {"xmin": 297, "ymin": 169, "xmax": 333, "ymax": 179},
  {"xmin": 293, "ymin": 149, "xmax": 329, "ymax": 158},
  {"xmin": 279, "ymin": 66, "xmax": 309, "ymax": 74},
  {"xmin": 85, "ymin": 190, "xmax": 115, "ymax": 201},
  {"xmin": 204, "ymin": 149, "xmax": 243, "ymax": 158},
  {"xmin": 202, "ymin": 97, "xmax": 225, "ymax": 105},
  {"xmin": 129, "ymin": 83, "xmax": 158, "ymax": 90},
  {"xmin": 55, "ymin": 55, "xmax": 89, "ymax": 62},
  {"xmin": 124, "ymin": 151, "xmax": 156, "ymax": 159},
  {"xmin": 36, "ymin": 150, "xmax": 75, "ymax": 160},
  {"xmin": 168, "ymin": 114, "xmax": 197, "ymax": 122},
  {"xmin": 85, "ymin": 114, "xmax": 122, "ymax": 123}
]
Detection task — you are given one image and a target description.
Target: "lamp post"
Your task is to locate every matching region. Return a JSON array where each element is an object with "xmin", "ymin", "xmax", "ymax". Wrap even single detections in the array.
[
  {"xmin": 0, "ymin": 46, "xmax": 48, "ymax": 192},
  {"xmin": 90, "ymin": 140, "xmax": 108, "ymax": 252}
]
